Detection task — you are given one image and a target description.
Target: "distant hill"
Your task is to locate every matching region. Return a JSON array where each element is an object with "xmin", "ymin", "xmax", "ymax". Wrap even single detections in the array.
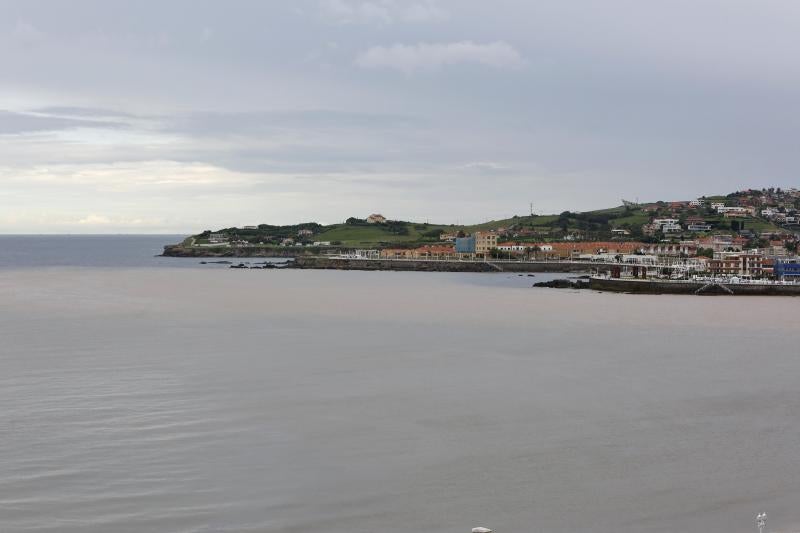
[{"xmin": 178, "ymin": 188, "xmax": 799, "ymax": 249}]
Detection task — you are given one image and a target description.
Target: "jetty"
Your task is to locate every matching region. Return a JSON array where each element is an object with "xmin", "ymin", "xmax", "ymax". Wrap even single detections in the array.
[{"xmin": 589, "ymin": 276, "xmax": 800, "ymax": 296}]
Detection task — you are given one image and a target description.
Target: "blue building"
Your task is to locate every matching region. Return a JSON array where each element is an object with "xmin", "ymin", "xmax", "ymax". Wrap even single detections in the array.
[
  {"xmin": 454, "ymin": 236, "xmax": 476, "ymax": 254},
  {"xmin": 774, "ymin": 259, "xmax": 800, "ymax": 279}
]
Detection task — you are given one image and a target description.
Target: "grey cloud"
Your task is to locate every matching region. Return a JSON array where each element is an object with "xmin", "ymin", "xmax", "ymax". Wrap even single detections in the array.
[
  {"xmin": 0, "ymin": 110, "xmax": 129, "ymax": 134},
  {"xmin": 2, "ymin": 0, "xmax": 800, "ymax": 232},
  {"xmin": 31, "ymin": 106, "xmax": 140, "ymax": 119},
  {"xmin": 319, "ymin": 0, "xmax": 447, "ymax": 25},
  {"xmin": 160, "ymin": 109, "xmax": 426, "ymax": 136}
]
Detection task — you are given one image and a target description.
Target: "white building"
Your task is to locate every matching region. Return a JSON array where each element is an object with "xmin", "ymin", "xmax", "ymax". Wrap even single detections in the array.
[
  {"xmin": 687, "ymin": 223, "xmax": 713, "ymax": 232},
  {"xmin": 661, "ymin": 223, "xmax": 683, "ymax": 233},
  {"xmin": 652, "ymin": 218, "xmax": 680, "ymax": 226},
  {"xmin": 716, "ymin": 206, "xmax": 752, "ymax": 216}
]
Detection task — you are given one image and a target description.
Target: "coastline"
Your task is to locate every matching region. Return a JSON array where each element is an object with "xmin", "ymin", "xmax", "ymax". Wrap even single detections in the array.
[{"xmin": 288, "ymin": 256, "xmax": 597, "ymax": 273}]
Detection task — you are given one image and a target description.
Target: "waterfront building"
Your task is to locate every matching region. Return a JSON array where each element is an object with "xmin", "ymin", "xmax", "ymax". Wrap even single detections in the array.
[
  {"xmin": 414, "ymin": 245, "xmax": 455, "ymax": 259},
  {"xmin": 774, "ymin": 259, "xmax": 800, "ymax": 280},
  {"xmin": 708, "ymin": 251, "xmax": 766, "ymax": 277},
  {"xmin": 380, "ymin": 248, "xmax": 415, "ymax": 259},
  {"xmin": 641, "ymin": 242, "xmax": 697, "ymax": 256},
  {"xmin": 474, "ymin": 231, "xmax": 498, "ymax": 256},
  {"xmin": 454, "ymin": 235, "xmax": 476, "ymax": 254}
]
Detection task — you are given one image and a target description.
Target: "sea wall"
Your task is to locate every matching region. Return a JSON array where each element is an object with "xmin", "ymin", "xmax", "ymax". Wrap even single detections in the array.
[
  {"xmin": 290, "ymin": 257, "xmax": 496, "ymax": 272},
  {"xmin": 590, "ymin": 277, "xmax": 800, "ymax": 296},
  {"xmin": 290, "ymin": 257, "xmax": 596, "ymax": 273}
]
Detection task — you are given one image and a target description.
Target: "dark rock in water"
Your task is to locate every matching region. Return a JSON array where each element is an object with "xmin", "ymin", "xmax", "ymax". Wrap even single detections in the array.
[
  {"xmin": 533, "ymin": 279, "xmax": 589, "ymax": 289},
  {"xmin": 527, "ymin": 274, "xmax": 535, "ymax": 277},
  {"xmin": 230, "ymin": 263, "xmax": 248, "ymax": 269}
]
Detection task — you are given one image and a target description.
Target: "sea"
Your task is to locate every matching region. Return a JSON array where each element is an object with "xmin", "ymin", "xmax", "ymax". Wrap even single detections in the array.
[{"xmin": 1, "ymin": 235, "xmax": 799, "ymax": 533}]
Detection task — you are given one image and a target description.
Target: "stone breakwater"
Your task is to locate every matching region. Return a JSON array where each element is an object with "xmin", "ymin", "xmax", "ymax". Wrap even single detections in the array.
[
  {"xmin": 289, "ymin": 257, "xmax": 596, "ymax": 273},
  {"xmin": 590, "ymin": 277, "xmax": 800, "ymax": 296},
  {"xmin": 162, "ymin": 245, "xmax": 307, "ymax": 258}
]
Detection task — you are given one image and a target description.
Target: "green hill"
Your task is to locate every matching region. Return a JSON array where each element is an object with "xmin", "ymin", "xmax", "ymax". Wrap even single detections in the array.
[{"xmin": 179, "ymin": 188, "xmax": 797, "ymax": 250}]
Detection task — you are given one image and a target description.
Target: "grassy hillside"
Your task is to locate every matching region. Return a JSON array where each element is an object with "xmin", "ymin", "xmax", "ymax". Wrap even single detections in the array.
[
  {"xmin": 184, "ymin": 190, "xmax": 797, "ymax": 249},
  {"xmin": 314, "ymin": 223, "xmax": 454, "ymax": 246}
]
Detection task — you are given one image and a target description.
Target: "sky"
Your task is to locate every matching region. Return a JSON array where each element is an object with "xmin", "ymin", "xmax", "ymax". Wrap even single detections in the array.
[{"xmin": 2, "ymin": 0, "xmax": 799, "ymax": 233}]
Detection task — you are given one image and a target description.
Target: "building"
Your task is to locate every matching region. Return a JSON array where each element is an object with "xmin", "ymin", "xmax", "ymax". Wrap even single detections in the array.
[
  {"xmin": 208, "ymin": 233, "xmax": 229, "ymax": 243},
  {"xmin": 717, "ymin": 206, "xmax": 753, "ymax": 216},
  {"xmin": 366, "ymin": 214, "xmax": 387, "ymax": 224},
  {"xmin": 652, "ymin": 218, "xmax": 680, "ymax": 227},
  {"xmin": 413, "ymin": 245, "xmax": 455, "ymax": 259},
  {"xmin": 298, "ymin": 229, "xmax": 314, "ymax": 237},
  {"xmin": 242, "ymin": 225, "xmax": 258, "ymax": 230},
  {"xmin": 474, "ymin": 231, "xmax": 498, "ymax": 255},
  {"xmin": 611, "ymin": 228, "xmax": 631, "ymax": 235},
  {"xmin": 497, "ymin": 242, "xmax": 528, "ymax": 253},
  {"xmin": 641, "ymin": 242, "xmax": 697, "ymax": 256},
  {"xmin": 708, "ymin": 252, "xmax": 766, "ymax": 277},
  {"xmin": 454, "ymin": 236, "xmax": 476, "ymax": 254},
  {"xmin": 687, "ymin": 223, "xmax": 713, "ymax": 232},
  {"xmin": 455, "ymin": 232, "xmax": 498, "ymax": 257},
  {"xmin": 380, "ymin": 248, "xmax": 415, "ymax": 259},
  {"xmin": 439, "ymin": 232, "xmax": 458, "ymax": 242},
  {"xmin": 774, "ymin": 259, "xmax": 800, "ymax": 280}
]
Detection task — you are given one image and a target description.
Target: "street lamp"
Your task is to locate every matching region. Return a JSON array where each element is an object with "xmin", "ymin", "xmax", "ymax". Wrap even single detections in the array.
[{"xmin": 756, "ymin": 512, "xmax": 767, "ymax": 533}]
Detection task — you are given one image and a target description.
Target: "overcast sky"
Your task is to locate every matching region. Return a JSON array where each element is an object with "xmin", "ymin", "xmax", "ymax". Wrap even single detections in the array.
[{"xmin": 2, "ymin": 0, "xmax": 799, "ymax": 233}]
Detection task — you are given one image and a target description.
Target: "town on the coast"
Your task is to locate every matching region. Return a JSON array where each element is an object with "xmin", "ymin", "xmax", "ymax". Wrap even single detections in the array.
[{"xmin": 165, "ymin": 188, "xmax": 800, "ymax": 289}]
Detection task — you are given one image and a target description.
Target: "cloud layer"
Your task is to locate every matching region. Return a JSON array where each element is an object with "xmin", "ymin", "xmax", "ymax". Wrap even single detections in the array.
[
  {"xmin": 355, "ymin": 41, "xmax": 525, "ymax": 73},
  {"xmin": 1, "ymin": 0, "xmax": 800, "ymax": 232}
]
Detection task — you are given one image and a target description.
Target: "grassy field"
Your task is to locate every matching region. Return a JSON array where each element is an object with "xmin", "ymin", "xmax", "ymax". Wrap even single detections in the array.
[{"xmin": 314, "ymin": 223, "xmax": 454, "ymax": 246}]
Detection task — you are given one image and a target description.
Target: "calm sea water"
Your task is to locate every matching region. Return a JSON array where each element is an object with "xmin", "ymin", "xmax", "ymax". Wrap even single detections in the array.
[{"xmin": 1, "ymin": 237, "xmax": 799, "ymax": 533}]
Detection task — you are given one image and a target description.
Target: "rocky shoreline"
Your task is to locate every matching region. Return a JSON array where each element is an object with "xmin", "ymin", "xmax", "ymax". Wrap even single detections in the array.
[{"xmin": 162, "ymin": 244, "xmax": 307, "ymax": 258}]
